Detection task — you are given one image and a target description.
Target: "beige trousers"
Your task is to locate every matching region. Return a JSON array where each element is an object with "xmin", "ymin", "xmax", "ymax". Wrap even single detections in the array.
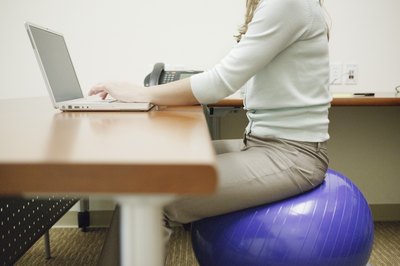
[{"xmin": 164, "ymin": 135, "xmax": 329, "ymax": 224}]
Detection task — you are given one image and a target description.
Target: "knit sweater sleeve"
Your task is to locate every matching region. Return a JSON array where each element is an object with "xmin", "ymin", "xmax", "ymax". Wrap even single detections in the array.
[{"xmin": 190, "ymin": 0, "xmax": 312, "ymax": 104}]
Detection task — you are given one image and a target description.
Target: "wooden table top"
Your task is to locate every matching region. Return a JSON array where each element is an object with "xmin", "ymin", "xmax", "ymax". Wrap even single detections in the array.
[
  {"xmin": 210, "ymin": 92, "xmax": 400, "ymax": 107},
  {"xmin": 0, "ymin": 98, "xmax": 217, "ymax": 196}
]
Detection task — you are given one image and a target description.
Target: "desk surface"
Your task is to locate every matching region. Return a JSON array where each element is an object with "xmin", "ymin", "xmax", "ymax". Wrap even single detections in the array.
[
  {"xmin": 211, "ymin": 92, "xmax": 400, "ymax": 107},
  {"xmin": 0, "ymin": 98, "xmax": 217, "ymax": 195}
]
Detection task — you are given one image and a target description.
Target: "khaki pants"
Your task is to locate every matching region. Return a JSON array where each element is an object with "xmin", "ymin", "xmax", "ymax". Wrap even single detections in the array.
[{"xmin": 164, "ymin": 135, "xmax": 329, "ymax": 224}]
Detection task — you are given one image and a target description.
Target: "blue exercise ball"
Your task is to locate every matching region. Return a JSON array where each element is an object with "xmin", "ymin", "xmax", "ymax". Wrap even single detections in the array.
[{"xmin": 191, "ymin": 169, "xmax": 374, "ymax": 266}]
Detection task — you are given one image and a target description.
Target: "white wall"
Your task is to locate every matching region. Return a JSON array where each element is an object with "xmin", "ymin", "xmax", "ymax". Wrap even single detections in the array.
[
  {"xmin": 325, "ymin": 0, "xmax": 400, "ymax": 92},
  {"xmin": 1, "ymin": 0, "xmax": 400, "ymax": 100}
]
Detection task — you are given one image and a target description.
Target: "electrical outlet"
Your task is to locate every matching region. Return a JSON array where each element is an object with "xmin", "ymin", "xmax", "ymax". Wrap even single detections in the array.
[
  {"xmin": 344, "ymin": 64, "xmax": 358, "ymax": 85},
  {"xmin": 330, "ymin": 63, "xmax": 343, "ymax": 85}
]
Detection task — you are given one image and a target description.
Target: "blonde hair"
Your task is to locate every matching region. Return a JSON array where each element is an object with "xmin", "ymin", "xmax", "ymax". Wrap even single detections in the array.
[
  {"xmin": 236, "ymin": 0, "xmax": 260, "ymax": 42},
  {"xmin": 236, "ymin": 0, "xmax": 330, "ymax": 42}
]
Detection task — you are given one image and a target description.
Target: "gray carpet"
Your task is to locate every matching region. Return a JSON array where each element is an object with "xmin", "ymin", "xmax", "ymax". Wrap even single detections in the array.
[{"xmin": 16, "ymin": 222, "xmax": 400, "ymax": 266}]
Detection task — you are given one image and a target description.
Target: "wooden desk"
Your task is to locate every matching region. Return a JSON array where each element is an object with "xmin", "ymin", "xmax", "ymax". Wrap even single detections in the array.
[
  {"xmin": 206, "ymin": 92, "xmax": 400, "ymax": 139},
  {"xmin": 0, "ymin": 97, "xmax": 217, "ymax": 265},
  {"xmin": 210, "ymin": 92, "xmax": 400, "ymax": 107}
]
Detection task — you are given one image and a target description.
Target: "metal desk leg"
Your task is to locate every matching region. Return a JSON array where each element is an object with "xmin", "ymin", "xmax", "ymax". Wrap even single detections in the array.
[
  {"xmin": 117, "ymin": 195, "xmax": 175, "ymax": 266},
  {"xmin": 78, "ymin": 198, "xmax": 90, "ymax": 232},
  {"xmin": 44, "ymin": 231, "xmax": 51, "ymax": 259},
  {"xmin": 209, "ymin": 115, "xmax": 220, "ymax": 140}
]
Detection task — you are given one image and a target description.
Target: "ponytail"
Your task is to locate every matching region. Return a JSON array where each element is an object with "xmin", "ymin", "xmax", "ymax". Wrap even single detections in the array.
[{"xmin": 235, "ymin": 0, "xmax": 261, "ymax": 42}]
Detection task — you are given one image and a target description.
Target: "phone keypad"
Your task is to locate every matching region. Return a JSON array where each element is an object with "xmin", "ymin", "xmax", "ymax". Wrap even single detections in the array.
[{"xmin": 162, "ymin": 72, "xmax": 177, "ymax": 84}]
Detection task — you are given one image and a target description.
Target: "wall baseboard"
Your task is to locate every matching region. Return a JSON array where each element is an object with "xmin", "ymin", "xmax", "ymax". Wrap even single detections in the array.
[
  {"xmin": 370, "ymin": 204, "xmax": 400, "ymax": 222},
  {"xmin": 54, "ymin": 210, "xmax": 114, "ymax": 228}
]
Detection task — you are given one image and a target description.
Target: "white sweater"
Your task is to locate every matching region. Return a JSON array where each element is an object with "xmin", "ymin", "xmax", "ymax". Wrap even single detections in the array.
[{"xmin": 190, "ymin": 0, "xmax": 332, "ymax": 142}]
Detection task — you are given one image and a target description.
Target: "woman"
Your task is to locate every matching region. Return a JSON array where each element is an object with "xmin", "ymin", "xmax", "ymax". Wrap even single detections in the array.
[{"xmin": 90, "ymin": 0, "xmax": 331, "ymax": 225}]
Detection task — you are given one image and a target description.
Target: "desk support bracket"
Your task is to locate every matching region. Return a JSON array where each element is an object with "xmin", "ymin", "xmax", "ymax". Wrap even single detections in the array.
[{"xmin": 205, "ymin": 106, "xmax": 239, "ymax": 140}]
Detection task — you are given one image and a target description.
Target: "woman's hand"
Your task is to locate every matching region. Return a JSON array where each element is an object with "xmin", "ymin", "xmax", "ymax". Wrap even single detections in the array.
[
  {"xmin": 89, "ymin": 78, "xmax": 199, "ymax": 106},
  {"xmin": 89, "ymin": 82, "xmax": 150, "ymax": 103}
]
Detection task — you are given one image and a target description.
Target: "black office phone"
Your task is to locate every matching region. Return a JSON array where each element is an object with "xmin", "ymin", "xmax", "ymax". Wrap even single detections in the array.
[{"xmin": 144, "ymin": 62, "xmax": 203, "ymax": 87}]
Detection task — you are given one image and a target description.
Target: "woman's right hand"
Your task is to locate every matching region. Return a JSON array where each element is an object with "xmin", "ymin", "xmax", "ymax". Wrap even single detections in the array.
[
  {"xmin": 89, "ymin": 82, "xmax": 150, "ymax": 103},
  {"xmin": 89, "ymin": 78, "xmax": 198, "ymax": 106}
]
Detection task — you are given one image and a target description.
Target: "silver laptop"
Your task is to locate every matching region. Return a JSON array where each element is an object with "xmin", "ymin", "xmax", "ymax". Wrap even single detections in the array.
[{"xmin": 25, "ymin": 22, "xmax": 153, "ymax": 111}]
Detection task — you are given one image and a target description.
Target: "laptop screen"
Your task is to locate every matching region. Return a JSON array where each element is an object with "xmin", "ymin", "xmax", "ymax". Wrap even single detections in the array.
[{"xmin": 29, "ymin": 25, "xmax": 83, "ymax": 102}]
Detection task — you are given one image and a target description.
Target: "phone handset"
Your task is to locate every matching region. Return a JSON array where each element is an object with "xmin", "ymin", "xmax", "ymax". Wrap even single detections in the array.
[
  {"xmin": 144, "ymin": 62, "xmax": 203, "ymax": 87},
  {"xmin": 144, "ymin": 63, "xmax": 165, "ymax": 87},
  {"xmin": 149, "ymin": 62, "xmax": 165, "ymax": 86}
]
